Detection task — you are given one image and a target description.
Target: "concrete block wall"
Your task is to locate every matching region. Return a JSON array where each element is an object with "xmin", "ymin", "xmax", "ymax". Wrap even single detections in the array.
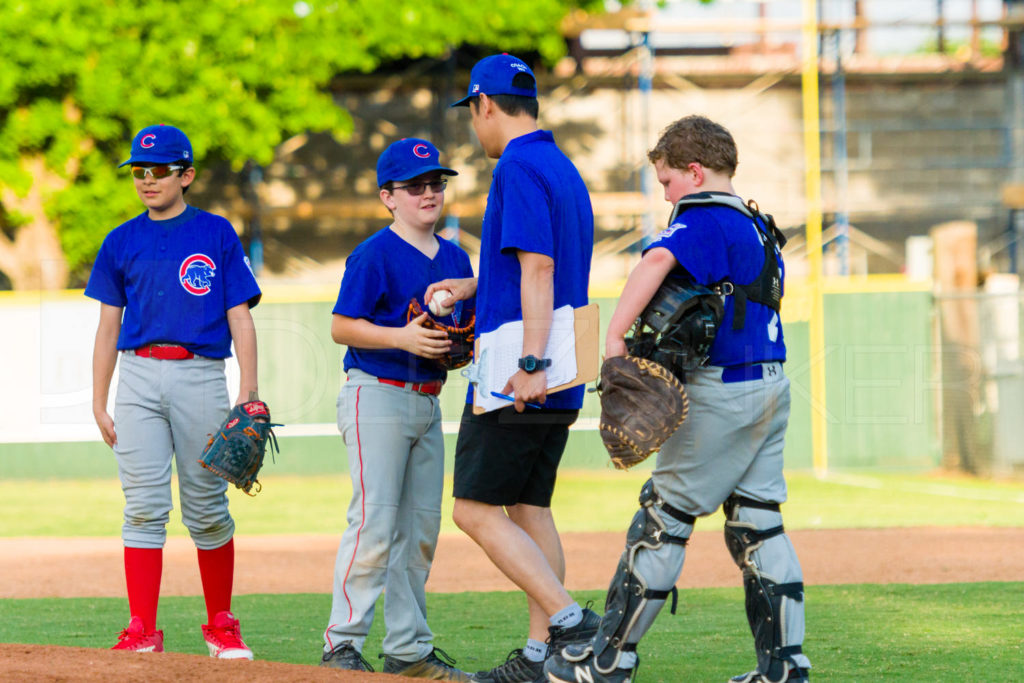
[{"xmin": 189, "ymin": 72, "xmax": 1017, "ymax": 276}]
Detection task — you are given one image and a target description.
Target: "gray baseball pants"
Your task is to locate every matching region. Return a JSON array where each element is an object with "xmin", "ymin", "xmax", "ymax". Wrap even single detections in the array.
[
  {"xmin": 627, "ymin": 363, "xmax": 810, "ymax": 670},
  {"xmin": 113, "ymin": 352, "xmax": 234, "ymax": 550},
  {"xmin": 323, "ymin": 368, "xmax": 444, "ymax": 662}
]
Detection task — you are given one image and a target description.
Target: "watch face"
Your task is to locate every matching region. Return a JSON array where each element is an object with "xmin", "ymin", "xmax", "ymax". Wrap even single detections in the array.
[{"xmin": 519, "ymin": 356, "xmax": 550, "ymax": 372}]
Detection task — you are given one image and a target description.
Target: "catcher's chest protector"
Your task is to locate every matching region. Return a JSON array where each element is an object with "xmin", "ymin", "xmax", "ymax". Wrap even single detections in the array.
[{"xmin": 669, "ymin": 192, "xmax": 786, "ymax": 331}]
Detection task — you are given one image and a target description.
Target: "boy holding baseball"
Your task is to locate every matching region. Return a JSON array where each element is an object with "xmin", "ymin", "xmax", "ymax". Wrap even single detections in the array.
[{"xmin": 319, "ymin": 138, "xmax": 474, "ymax": 681}]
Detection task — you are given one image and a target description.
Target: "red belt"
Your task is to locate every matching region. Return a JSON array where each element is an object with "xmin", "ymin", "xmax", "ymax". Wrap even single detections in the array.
[
  {"xmin": 133, "ymin": 344, "xmax": 195, "ymax": 360},
  {"xmin": 377, "ymin": 378, "xmax": 443, "ymax": 396}
]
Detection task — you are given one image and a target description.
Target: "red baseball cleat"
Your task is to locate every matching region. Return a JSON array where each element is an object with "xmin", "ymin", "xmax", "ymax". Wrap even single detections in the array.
[
  {"xmin": 201, "ymin": 610, "xmax": 254, "ymax": 660},
  {"xmin": 111, "ymin": 616, "xmax": 164, "ymax": 653}
]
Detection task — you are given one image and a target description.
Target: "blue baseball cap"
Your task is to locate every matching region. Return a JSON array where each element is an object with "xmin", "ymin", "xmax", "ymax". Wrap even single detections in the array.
[
  {"xmin": 119, "ymin": 124, "xmax": 193, "ymax": 167},
  {"xmin": 376, "ymin": 138, "xmax": 457, "ymax": 188},
  {"xmin": 451, "ymin": 53, "xmax": 537, "ymax": 107}
]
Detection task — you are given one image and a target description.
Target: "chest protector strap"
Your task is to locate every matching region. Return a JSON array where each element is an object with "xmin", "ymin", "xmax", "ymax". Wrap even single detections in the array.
[{"xmin": 668, "ymin": 193, "xmax": 786, "ymax": 331}]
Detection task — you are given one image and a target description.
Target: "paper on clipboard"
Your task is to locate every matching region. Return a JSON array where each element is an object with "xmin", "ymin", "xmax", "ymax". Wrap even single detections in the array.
[
  {"xmin": 462, "ymin": 305, "xmax": 577, "ymax": 413},
  {"xmin": 464, "ymin": 305, "xmax": 598, "ymax": 413}
]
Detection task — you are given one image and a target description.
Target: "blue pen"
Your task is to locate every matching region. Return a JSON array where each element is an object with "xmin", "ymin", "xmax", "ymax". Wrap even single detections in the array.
[{"xmin": 491, "ymin": 391, "xmax": 542, "ymax": 410}]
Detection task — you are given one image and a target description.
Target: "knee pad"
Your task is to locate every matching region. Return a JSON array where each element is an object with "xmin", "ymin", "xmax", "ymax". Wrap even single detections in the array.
[
  {"xmin": 724, "ymin": 495, "xmax": 804, "ymax": 683},
  {"xmin": 590, "ymin": 479, "xmax": 694, "ymax": 672}
]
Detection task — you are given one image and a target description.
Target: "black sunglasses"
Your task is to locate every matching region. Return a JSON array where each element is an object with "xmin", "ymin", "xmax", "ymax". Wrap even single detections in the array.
[{"xmin": 391, "ymin": 179, "xmax": 448, "ymax": 196}]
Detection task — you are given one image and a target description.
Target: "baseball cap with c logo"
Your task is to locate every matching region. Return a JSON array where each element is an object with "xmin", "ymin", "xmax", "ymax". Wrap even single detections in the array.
[
  {"xmin": 376, "ymin": 138, "xmax": 458, "ymax": 188},
  {"xmin": 119, "ymin": 124, "xmax": 193, "ymax": 167}
]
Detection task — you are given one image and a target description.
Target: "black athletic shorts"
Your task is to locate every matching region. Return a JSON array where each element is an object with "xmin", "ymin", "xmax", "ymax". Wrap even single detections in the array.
[{"xmin": 453, "ymin": 403, "xmax": 579, "ymax": 507}]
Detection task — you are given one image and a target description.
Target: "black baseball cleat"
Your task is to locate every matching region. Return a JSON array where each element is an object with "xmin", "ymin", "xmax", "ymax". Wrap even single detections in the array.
[
  {"xmin": 543, "ymin": 645, "xmax": 636, "ymax": 683},
  {"xmin": 546, "ymin": 606, "xmax": 602, "ymax": 654},
  {"xmin": 470, "ymin": 648, "xmax": 545, "ymax": 683},
  {"xmin": 730, "ymin": 667, "xmax": 810, "ymax": 683},
  {"xmin": 319, "ymin": 640, "xmax": 374, "ymax": 671},
  {"xmin": 381, "ymin": 647, "xmax": 473, "ymax": 681}
]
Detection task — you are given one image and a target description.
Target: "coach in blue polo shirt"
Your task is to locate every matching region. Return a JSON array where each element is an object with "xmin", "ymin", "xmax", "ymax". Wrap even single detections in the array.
[{"xmin": 425, "ymin": 54, "xmax": 596, "ymax": 683}]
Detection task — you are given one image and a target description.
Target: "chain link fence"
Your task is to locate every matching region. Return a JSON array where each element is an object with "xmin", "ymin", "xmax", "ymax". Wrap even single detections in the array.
[{"xmin": 935, "ymin": 283, "xmax": 1024, "ymax": 475}]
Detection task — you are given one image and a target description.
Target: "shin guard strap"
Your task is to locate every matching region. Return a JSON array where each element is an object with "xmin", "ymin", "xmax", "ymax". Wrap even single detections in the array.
[
  {"xmin": 728, "ymin": 496, "xmax": 781, "ymax": 513},
  {"xmin": 644, "ymin": 586, "xmax": 679, "ymax": 615},
  {"xmin": 772, "ymin": 582, "xmax": 805, "ymax": 601}
]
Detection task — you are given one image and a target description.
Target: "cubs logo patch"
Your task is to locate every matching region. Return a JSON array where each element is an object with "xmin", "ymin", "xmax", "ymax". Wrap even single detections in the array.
[
  {"xmin": 226, "ymin": 418, "xmax": 240, "ymax": 429},
  {"xmin": 412, "ymin": 144, "xmax": 430, "ymax": 158},
  {"xmin": 140, "ymin": 134, "xmax": 157, "ymax": 148},
  {"xmin": 179, "ymin": 253, "xmax": 216, "ymax": 295}
]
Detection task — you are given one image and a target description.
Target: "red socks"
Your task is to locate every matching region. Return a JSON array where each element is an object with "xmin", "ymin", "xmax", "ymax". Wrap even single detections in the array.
[
  {"xmin": 123, "ymin": 547, "xmax": 162, "ymax": 633},
  {"xmin": 124, "ymin": 539, "xmax": 235, "ymax": 629},
  {"xmin": 197, "ymin": 538, "xmax": 235, "ymax": 623}
]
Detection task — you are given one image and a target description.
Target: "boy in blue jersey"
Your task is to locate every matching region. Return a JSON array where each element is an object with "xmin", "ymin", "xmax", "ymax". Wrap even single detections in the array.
[
  {"xmin": 428, "ymin": 54, "xmax": 597, "ymax": 683},
  {"xmin": 319, "ymin": 138, "xmax": 473, "ymax": 681},
  {"xmin": 545, "ymin": 116, "xmax": 811, "ymax": 683},
  {"xmin": 86, "ymin": 124, "xmax": 261, "ymax": 659}
]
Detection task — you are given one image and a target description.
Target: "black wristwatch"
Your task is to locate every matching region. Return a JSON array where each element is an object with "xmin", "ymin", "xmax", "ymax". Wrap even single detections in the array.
[{"xmin": 518, "ymin": 355, "xmax": 552, "ymax": 373}]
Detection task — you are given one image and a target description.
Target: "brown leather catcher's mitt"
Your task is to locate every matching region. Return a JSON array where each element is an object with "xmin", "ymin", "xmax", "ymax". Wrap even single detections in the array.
[
  {"xmin": 598, "ymin": 355, "xmax": 689, "ymax": 470},
  {"xmin": 407, "ymin": 299, "xmax": 475, "ymax": 370}
]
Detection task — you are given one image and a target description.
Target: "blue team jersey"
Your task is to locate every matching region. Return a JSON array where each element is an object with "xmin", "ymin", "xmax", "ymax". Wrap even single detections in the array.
[
  {"xmin": 334, "ymin": 227, "xmax": 475, "ymax": 383},
  {"xmin": 84, "ymin": 206, "xmax": 261, "ymax": 359},
  {"xmin": 475, "ymin": 130, "xmax": 594, "ymax": 409},
  {"xmin": 645, "ymin": 199, "xmax": 786, "ymax": 367}
]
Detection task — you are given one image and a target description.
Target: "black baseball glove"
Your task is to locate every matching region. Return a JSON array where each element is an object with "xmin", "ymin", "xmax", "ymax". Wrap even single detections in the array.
[
  {"xmin": 407, "ymin": 298, "xmax": 475, "ymax": 370},
  {"xmin": 198, "ymin": 400, "xmax": 280, "ymax": 495},
  {"xmin": 598, "ymin": 356, "xmax": 689, "ymax": 470}
]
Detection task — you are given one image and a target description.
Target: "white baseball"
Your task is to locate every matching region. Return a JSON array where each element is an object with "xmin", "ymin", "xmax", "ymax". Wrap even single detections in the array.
[{"xmin": 429, "ymin": 290, "xmax": 454, "ymax": 317}]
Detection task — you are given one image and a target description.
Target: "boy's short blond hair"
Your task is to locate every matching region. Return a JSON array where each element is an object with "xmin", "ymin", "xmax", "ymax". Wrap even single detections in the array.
[{"xmin": 647, "ymin": 115, "xmax": 738, "ymax": 177}]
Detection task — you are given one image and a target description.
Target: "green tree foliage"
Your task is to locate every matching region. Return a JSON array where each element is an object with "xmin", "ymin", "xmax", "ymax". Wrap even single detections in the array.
[{"xmin": 0, "ymin": 0, "xmax": 605, "ymax": 289}]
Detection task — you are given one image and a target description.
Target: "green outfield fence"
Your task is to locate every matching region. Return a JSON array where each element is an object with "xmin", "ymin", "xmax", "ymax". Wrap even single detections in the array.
[{"xmin": 0, "ymin": 284, "xmax": 938, "ymax": 478}]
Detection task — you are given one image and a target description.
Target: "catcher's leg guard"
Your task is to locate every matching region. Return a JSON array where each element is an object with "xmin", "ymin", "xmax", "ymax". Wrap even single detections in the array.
[
  {"xmin": 724, "ymin": 495, "xmax": 807, "ymax": 683},
  {"xmin": 574, "ymin": 479, "xmax": 693, "ymax": 674}
]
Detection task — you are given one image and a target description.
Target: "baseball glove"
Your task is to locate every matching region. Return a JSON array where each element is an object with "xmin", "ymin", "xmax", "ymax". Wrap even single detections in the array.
[
  {"xmin": 198, "ymin": 400, "xmax": 280, "ymax": 496},
  {"xmin": 598, "ymin": 355, "xmax": 689, "ymax": 470},
  {"xmin": 407, "ymin": 298, "xmax": 475, "ymax": 370}
]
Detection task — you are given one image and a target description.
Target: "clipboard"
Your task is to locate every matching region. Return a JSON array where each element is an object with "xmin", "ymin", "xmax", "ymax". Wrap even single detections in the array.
[{"xmin": 469, "ymin": 303, "xmax": 600, "ymax": 414}]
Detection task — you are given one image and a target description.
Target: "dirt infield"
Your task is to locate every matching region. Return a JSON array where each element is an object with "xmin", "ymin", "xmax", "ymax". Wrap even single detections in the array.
[{"xmin": 2, "ymin": 527, "xmax": 1022, "ymax": 680}]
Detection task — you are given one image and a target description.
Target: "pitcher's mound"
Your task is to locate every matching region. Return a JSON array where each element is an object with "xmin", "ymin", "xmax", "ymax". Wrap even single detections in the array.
[{"xmin": 0, "ymin": 643, "xmax": 391, "ymax": 682}]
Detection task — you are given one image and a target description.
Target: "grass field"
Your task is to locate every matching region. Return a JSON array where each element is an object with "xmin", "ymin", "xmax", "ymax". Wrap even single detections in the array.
[
  {"xmin": 2, "ymin": 469, "xmax": 1023, "ymax": 537},
  {"xmin": 2, "ymin": 469, "xmax": 1023, "ymax": 680},
  {"xmin": 0, "ymin": 585, "xmax": 1021, "ymax": 681}
]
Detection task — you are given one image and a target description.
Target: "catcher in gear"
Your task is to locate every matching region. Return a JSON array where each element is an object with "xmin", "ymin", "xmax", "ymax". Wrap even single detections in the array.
[
  {"xmin": 199, "ymin": 400, "xmax": 280, "ymax": 495},
  {"xmin": 546, "ymin": 115, "xmax": 810, "ymax": 683},
  {"xmin": 320, "ymin": 138, "xmax": 475, "ymax": 680}
]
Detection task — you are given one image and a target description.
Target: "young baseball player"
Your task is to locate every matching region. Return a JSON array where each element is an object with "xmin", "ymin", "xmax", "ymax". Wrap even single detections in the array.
[
  {"xmin": 426, "ymin": 54, "xmax": 598, "ymax": 683},
  {"xmin": 86, "ymin": 124, "xmax": 262, "ymax": 659},
  {"xmin": 544, "ymin": 116, "xmax": 811, "ymax": 683},
  {"xmin": 319, "ymin": 138, "xmax": 474, "ymax": 681}
]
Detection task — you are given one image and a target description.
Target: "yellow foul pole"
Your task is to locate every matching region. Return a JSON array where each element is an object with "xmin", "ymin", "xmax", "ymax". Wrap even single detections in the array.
[{"xmin": 801, "ymin": 0, "xmax": 828, "ymax": 474}]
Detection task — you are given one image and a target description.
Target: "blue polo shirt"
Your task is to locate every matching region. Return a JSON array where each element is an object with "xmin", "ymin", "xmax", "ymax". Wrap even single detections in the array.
[
  {"xmin": 475, "ymin": 130, "xmax": 594, "ymax": 409},
  {"xmin": 645, "ymin": 197, "xmax": 786, "ymax": 367},
  {"xmin": 334, "ymin": 227, "xmax": 475, "ymax": 383},
  {"xmin": 84, "ymin": 206, "xmax": 261, "ymax": 359}
]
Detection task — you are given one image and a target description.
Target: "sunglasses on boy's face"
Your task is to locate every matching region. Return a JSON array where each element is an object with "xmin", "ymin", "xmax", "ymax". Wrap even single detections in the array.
[
  {"xmin": 391, "ymin": 179, "xmax": 447, "ymax": 196},
  {"xmin": 130, "ymin": 164, "xmax": 184, "ymax": 180}
]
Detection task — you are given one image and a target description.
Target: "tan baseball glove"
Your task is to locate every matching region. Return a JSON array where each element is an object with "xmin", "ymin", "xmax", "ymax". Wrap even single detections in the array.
[{"xmin": 598, "ymin": 355, "xmax": 689, "ymax": 470}]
